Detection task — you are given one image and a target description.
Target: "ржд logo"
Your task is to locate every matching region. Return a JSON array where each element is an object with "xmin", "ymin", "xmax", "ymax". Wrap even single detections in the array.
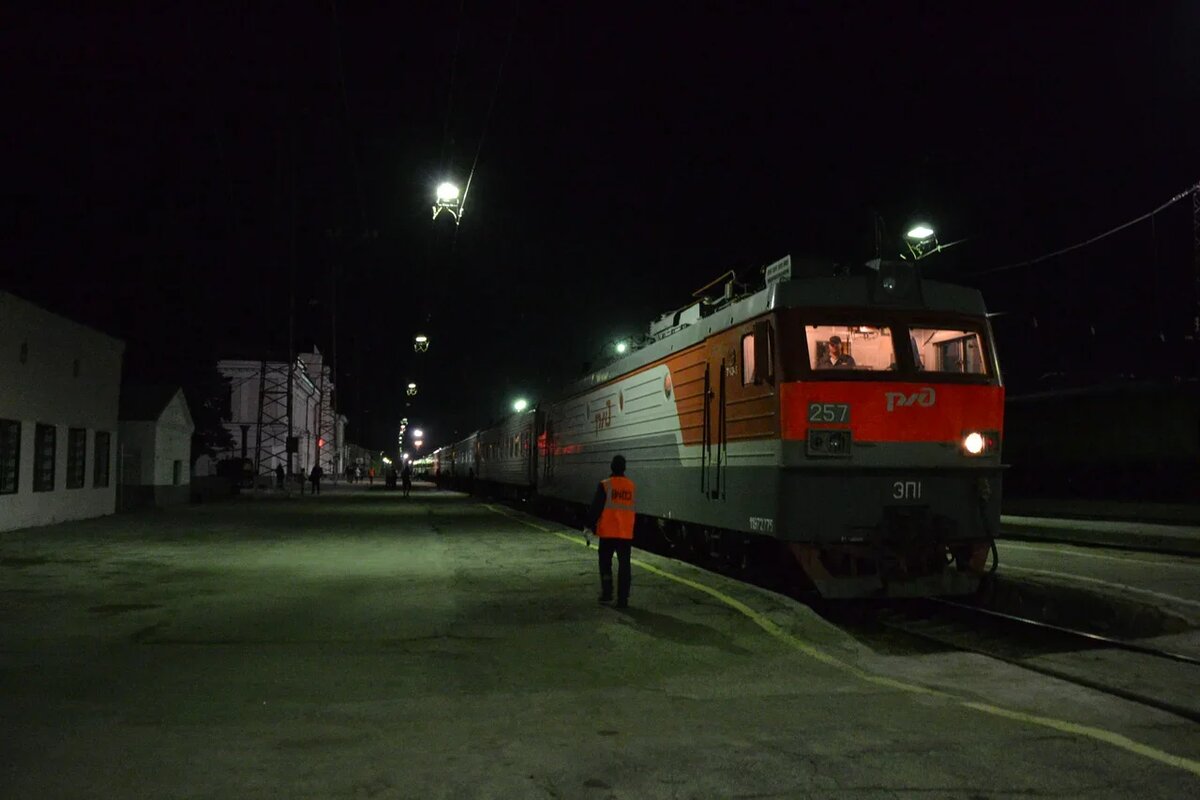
[{"xmin": 884, "ymin": 387, "xmax": 936, "ymax": 412}]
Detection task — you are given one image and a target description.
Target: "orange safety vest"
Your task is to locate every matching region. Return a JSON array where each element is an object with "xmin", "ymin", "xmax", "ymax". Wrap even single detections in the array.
[{"xmin": 596, "ymin": 476, "xmax": 636, "ymax": 539}]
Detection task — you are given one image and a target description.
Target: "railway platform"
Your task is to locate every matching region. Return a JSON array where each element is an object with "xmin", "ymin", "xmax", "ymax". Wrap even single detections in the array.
[
  {"xmin": 1000, "ymin": 508, "xmax": 1200, "ymax": 556},
  {"xmin": 1, "ymin": 487, "xmax": 1198, "ymax": 797}
]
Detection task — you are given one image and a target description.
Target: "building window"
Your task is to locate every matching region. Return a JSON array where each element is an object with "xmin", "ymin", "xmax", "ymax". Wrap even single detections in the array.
[
  {"xmin": 94, "ymin": 431, "xmax": 111, "ymax": 488},
  {"xmin": 173, "ymin": 460, "xmax": 183, "ymax": 486},
  {"xmin": 0, "ymin": 419, "xmax": 19, "ymax": 494},
  {"xmin": 33, "ymin": 424, "xmax": 56, "ymax": 492},
  {"xmin": 67, "ymin": 428, "xmax": 86, "ymax": 489}
]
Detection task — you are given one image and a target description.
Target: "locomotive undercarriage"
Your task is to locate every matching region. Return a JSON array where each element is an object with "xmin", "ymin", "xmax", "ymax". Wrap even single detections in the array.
[{"xmin": 636, "ymin": 516, "xmax": 992, "ymax": 599}]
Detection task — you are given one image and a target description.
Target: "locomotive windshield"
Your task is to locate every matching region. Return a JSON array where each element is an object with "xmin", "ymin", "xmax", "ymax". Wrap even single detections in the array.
[
  {"xmin": 909, "ymin": 326, "xmax": 988, "ymax": 375},
  {"xmin": 797, "ymin": 317, "xmax": 995, "ymax": 380},
  {"xmin": 808, "ymin": 324, "xmax": 897, "ymax": 371}
]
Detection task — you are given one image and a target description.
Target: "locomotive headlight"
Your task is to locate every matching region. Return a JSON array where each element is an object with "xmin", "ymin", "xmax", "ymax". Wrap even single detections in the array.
[{"xmin": 962, "ymin": 432, "xmax": 986, "ymax": 455}]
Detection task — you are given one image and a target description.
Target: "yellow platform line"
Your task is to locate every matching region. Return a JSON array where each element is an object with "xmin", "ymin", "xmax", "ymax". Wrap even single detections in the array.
[{"xmin": 484, "ymin": 503, "xmax": 1200, "ymax": 779}]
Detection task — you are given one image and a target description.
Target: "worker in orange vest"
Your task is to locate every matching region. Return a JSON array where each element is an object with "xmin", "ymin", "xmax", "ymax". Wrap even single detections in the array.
[{"xmin": 586, "ymin": 455, "xmax": 635, "ymax": 608}]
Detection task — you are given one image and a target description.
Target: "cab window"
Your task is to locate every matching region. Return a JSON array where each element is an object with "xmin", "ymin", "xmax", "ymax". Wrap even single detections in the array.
[
  {"xmin": 741, "ymin": 334, "xmax": 755, "ymax": 386},
  {"xmin": 909, "ymin": 327, "xmax": 988, "ymax": 375},
  {"xmin": 806, "ymin": 325, "xmax": 897, "ymax": 371}
]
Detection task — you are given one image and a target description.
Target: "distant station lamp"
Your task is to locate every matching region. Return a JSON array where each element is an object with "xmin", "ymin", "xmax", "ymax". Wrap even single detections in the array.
[
  {"xmin": 432, "ymin": 181, "xmax": 462, "ymax": 223},
  {"xmin": 406, "ymin": 382, "xmax": 418, "ymax": 397},
  {"xmin": 614, "ymin": 341, "xmax": 629, "ymax": 355},
  {"xmin": 413, "ymin": 334, "xmax": 430, "ymax": 353},
  {"xmin": 414, "ymin": 440, "xmax": 424, "ymax": 450},
  {"xmin": 512, "ymin": 398, "xmax": 529, "ymax": 413},
  {"xmin": 412, "ymin": 429, "xmax": 424, "ymax": 439},
  {"xmin": 401, "ymin": 452, "xmax": 411, "ymax": 461}
]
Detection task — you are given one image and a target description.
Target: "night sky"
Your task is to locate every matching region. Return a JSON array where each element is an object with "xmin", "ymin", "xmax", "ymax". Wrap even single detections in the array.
[{"xmin": 4, "ymin": 3, "xmax": 1198, "ymax": 451}]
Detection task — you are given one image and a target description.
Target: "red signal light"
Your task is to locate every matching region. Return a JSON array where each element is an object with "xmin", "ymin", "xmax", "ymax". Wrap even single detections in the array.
[{"xmin": 317, "ymin": 437, "xmax": 326, "ymax": 448}]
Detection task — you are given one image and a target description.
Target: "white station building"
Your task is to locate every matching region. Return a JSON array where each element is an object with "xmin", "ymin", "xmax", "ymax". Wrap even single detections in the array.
[
  {"xmin": 0, "ymin": 292, "xmax": 125, "ymax": 532},
  {"xmin": 217, "ymin": 349, "xmax": 344, "ymax": 481}
]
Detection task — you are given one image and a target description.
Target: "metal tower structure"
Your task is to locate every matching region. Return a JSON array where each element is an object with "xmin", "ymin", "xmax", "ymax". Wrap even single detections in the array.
[
  {"xmin": 252, "ymin": 359, "xmax": 292, "ymax": 480},
  {"xmin": 314, "ymin": 362, "xmax": 338, "ymax": 477}
]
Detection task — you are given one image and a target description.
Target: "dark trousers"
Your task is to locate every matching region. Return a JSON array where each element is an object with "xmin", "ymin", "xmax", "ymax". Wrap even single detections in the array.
[
  {"xmin": 598, "ymin": 538, "xmax": 631, "ymax": 601},
  {"xmin": 310, "ymin": 478, "xmax": 320, "ymax": 495}
]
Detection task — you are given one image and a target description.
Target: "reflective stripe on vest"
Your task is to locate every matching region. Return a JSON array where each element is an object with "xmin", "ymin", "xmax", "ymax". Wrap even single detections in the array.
[{"xmin": 597, "ymin": 476, "xmax": 636, "ymax": 539}]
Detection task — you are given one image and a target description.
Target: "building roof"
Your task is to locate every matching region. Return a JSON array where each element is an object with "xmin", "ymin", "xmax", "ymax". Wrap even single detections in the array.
[
  {"xmin": 119, "ymin": 384, "xmax": 184, "ymax": 422},
  {"xmin": 0, "ymin": 290, "xmax": 126, "ymax": 350}
]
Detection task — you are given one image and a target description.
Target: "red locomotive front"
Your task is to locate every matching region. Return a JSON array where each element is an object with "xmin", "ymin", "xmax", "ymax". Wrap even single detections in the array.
[{"xmin": 772, "ymin": 307, "xmax": 1005, "ymax": 597}]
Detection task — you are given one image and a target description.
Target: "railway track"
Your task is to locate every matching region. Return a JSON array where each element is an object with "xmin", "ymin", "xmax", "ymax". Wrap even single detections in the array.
[{"xmin": 871, "ymin": 597, "xmax": 1200, "ymax": 724}]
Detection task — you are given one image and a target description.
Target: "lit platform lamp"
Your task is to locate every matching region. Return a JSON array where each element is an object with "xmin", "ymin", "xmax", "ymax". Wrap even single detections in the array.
[
  {"xmin": 903, "ymin": 224, "xmax": 967, "ymax": 261},
  {"xmin": 432, "ymin": 182, "xmax": 462, "ymax": 223}
]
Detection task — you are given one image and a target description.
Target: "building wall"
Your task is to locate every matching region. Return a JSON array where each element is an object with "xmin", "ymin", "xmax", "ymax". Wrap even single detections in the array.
[
  {"xmin": 152, "ymin": 394, "xmax": 193, "ymax": 488},
  {"xmin": 118, "ymin": 421, "xmax": 156, "ymax": 484},
  {"xmin": 0, "ymin": 292, "xmax": 124, "ymax": 532}
]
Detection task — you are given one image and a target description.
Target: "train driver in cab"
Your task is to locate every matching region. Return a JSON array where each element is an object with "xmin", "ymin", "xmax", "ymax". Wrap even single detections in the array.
[{"xmin": 818, "ymin": 335, "xmax": 857, "ymax": 369}]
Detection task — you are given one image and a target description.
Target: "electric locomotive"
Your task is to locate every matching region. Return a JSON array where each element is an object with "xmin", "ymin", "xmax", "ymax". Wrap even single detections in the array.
[{"xmin": 440, "ymin": 257, "xmax": 1004, "ymax": 598}]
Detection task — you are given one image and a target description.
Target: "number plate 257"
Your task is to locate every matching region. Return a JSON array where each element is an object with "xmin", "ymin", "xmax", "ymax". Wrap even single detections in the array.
[{"xmin": 808, "ymin": 402, "xmax": 850, "ymax": 423}]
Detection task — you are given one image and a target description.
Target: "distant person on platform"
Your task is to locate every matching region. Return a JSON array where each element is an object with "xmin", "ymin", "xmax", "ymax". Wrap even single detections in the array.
[
  {"xmin": 368, "ymin": 466, "xmax": 376, "ymax": 486},
  {"xmin": 585, "ymin": 455, "xmax": 636, "ymax": 608},
  {"xmin": 817, "ymin": 335, "xmax": 856, "ymax": 369},
  {"xmin": 309, "ymin": 464, "xmax": 324, "ymax": 495},
  {"xmin": 401, "ymin": 462, "xmax": 413, "ymax": 498},
  {"xmin": 274, "ymin": 463, "xmax": 285, "ymax": 490}
]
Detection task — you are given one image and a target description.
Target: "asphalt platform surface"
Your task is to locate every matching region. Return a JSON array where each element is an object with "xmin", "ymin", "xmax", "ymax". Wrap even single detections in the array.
[{"xmin": 1, "ymin": 485, "xmax": 1198, "ymax": 798}]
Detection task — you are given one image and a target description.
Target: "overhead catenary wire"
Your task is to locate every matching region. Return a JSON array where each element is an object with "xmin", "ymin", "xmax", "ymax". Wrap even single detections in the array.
[
  {"xmin": 459, "ymin": 0, "xmax": 520, "ymax": 216},
  {"xmin": 972, "ymin": 180, "xmax": 1200, "ymax": 277},
  {"xmin": 330, "ymin": 0, "xmax": 369, "ymax": 232},
  {"xmin": 439, "ymin": 0, "xmax": 467, "ymax": 174}
]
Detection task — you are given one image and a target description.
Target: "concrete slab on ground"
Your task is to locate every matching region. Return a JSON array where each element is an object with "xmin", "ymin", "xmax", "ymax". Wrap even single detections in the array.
[{"xmin": 1, "ymin": 488, "xmax": 1198, "ymax": 798}]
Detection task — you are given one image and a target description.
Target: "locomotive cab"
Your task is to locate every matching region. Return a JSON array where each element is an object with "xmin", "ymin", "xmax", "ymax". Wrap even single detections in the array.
[{"xmin": 770, "ymin": 262, "xmax": 1004, "ymax": 597}]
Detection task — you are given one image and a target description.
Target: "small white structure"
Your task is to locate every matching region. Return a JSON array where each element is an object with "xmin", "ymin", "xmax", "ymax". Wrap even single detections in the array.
[
  {"xmin": 0, "ymin": 292, "xmax": 125, "ymax": 532},
  {"xmin": 118, "ymin": 385, "xmax": 195, "ymax": 509}
]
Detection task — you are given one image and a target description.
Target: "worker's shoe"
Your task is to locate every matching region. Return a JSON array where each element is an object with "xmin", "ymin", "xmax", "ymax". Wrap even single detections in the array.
[
  {"xmin": 615, "ymin": 598, "xmax": 628, "ymax": 609},
  {"xmin": 598, "ymin": 593, "xmax": 613, "ymax": 604}
]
